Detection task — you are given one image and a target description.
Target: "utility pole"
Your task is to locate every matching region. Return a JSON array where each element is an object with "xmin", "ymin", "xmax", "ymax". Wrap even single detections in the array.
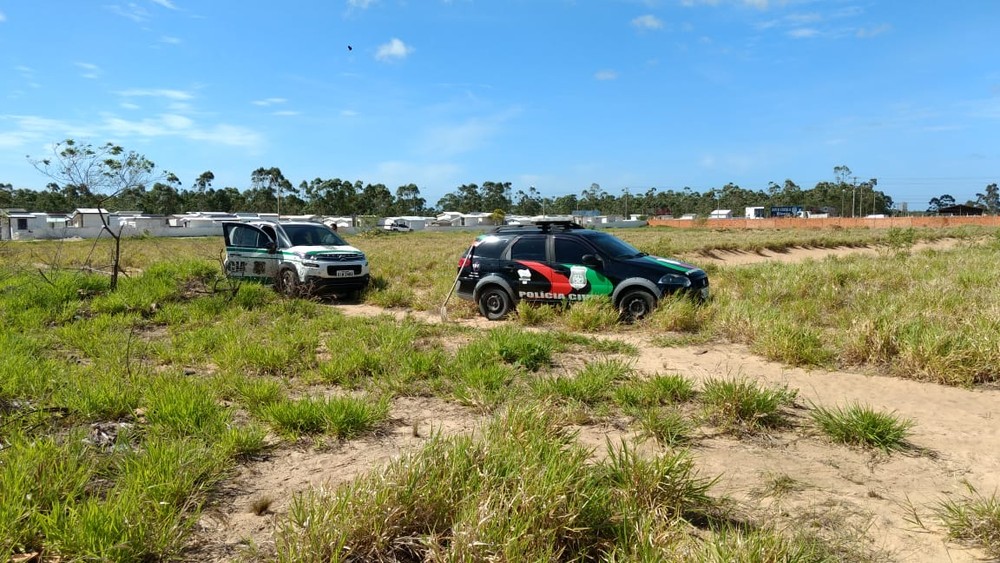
[
  {"xmin": 851, "ymin": 177, "xmax": 857, "ymax": 218},
  {"xmin": 624, "ymin": 187, "xmax": 629, "ymax": 218}
]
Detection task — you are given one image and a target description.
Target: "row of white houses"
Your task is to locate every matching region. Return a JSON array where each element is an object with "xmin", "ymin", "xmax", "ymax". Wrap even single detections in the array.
[{"xmin": 1, "ymin": 209, "xmax": 647, "ymax": 241}]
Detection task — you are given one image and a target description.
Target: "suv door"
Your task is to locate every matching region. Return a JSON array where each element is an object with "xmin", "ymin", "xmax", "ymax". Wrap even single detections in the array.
[
  {"xmin": 552, "ymin": 235, "xmax": 615, "ymax": 298},
  {"xmin": 222, "ymin": 222, "xmax": 280, "ymax": 281},
  {"xmin": 505, "ymin": 234, "xmax": 552, "ymax": 300}
]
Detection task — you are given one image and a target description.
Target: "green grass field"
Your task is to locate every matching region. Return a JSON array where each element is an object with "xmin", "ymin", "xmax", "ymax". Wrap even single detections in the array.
[{"xmin": 1, "ymin": 225, "xmax": 998, "ymax": 561}]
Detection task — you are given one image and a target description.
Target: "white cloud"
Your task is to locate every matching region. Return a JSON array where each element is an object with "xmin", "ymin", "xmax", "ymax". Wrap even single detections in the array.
[
  {"xmin": 856, "ymin": 24, "xmax": 891, "ymax": 38},
  {"xmin": 340, "ymin": 109, "xmax": 359, "ymax": 118},
  {"xmin": 273, "ymin": 110, "xmax": 300, "ymax": 117},
  {"xmin": 117, "ymin": 88, "xmax": 194, "ymax": 101},
  {"xmin": 150, "ymin": 0, "xmax": 177, "ymax": 8},
  {"xmin": 101, "ymin": 114, "xmax": 263, "ymax": 148},
  {"xmin": 632, "ymin": 14, "xmax": 663, "ymax": 30},
  {"xmin": 348, "ymin": 0, "xmax": 377, "ymax": 8},
  {"xmin": 76, "ymin": 62, "xmax": 101, "ymax": 79},
  {"xmin": 252, "ymin": 97, "xmax": 288, "ymax": 107},
  {"xmin": 0, "ymin": 11, "xmax": 6, "ymax": 22},
  {"xmin": 788, "ymin": 28, "xmax": 819, "ymax": 38},
  {"xmin": 376, "ymin": 38, "xmax": 413, "ymax": 62},
  {"xmin": 107, "ymin": 3, "xmax": 151, "ymax": 23},
  {"xmin": 595, "ymin": 70, "xmax": 619, "ymax": 81},
  {"xmin": 160, "ymin": 36, "xmax": 182, "ymax": 44}
]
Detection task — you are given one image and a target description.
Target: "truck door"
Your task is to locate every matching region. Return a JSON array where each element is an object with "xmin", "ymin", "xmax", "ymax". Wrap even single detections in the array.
[{"xmin": 222, "ymin": 222, "xmax": 280, "ymax": 282}]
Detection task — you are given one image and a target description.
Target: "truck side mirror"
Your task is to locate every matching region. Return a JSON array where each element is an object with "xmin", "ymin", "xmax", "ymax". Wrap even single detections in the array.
[{"xmin": 582, "ymin": 254, "xmax": 602, "ymax": 268}]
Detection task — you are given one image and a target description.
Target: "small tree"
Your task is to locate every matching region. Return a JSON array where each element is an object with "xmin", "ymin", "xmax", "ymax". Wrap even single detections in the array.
[{"xmin": 28, "ymin": 139, "xmax": 173, "ymax": 290}]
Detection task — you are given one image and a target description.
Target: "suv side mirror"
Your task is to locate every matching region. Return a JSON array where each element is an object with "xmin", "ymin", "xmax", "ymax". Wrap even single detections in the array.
[
  {"xmin": 581, "ymin": 254, "xmax": 602, "ymax": 268},
  {"xmin": 265, "ymin": 241, "xmax": 277, "ymax": 254}
]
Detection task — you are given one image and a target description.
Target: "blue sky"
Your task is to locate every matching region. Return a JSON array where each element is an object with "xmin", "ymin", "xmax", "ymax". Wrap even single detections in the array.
[{"xmin": 1, "ymin": 1, "xmax": 998, "ymax": 211}]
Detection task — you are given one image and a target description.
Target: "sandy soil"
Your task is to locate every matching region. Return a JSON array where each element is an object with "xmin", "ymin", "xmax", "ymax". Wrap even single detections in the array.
[{"xmin": 189, "ymin": 242, "xmax": 1000, "ymax": 562}]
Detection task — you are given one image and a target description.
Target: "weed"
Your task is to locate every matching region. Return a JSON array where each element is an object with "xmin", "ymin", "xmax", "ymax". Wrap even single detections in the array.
[
  {"xmin": 615, "ymin": 373, "xmax": 695, "ymax": 409},
  {"xmin": 263, "ymin": 395, "xmax": 389, "ymax": 439},
  {"xmin": 701, "ymin": 377, "xmax": 798, "ymax": 432},
  {"xmin": 931, "ymin": 482, "xmax": 1000, "ymax": 558},
  {"xmin": 534, "ymin": 357, "xmax": 633, "ymax": 406},
  {"xmin": 563, "ymin": 296, "xmax": 620, "ymax": 332},
  {"xmin": 810, "ymin": 402, "xmax": 913, "ymax": 452},
  {"xmin": 636, "ymin": 407, "xmax": 692, "ymax": 447}
]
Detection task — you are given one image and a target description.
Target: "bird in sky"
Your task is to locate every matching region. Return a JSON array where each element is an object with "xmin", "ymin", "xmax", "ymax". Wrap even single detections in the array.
[{"xmin": 347, "ymin": 45, "xmax": 352, "ymax": 51}]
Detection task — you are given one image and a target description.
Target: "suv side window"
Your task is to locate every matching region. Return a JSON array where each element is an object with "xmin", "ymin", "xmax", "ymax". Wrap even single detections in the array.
[
  {"xmin": 474, "ymin": 236, "xmax": 508, "ymax": 259},
  {"xmin": 509, "ymin": 235, "xmax": 547, "ymax": 261},
  {"xmin": 554, "ymin": 237, "xmax": 593, "ymax": 264},
  {"xmin": 231, "ymin": 224, "xmax": 269, "ymax": 248}
]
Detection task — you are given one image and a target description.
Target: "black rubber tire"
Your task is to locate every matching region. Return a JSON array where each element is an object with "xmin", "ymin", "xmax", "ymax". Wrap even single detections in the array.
[
  {"xmin": 278, "ymin": 268, "xmax": 299, "ymax": 297},
  {"xmin": 618, "ymin": 289, "xmax": 656, "ymax": 322},
  {"xmin": 478, "ymin": 286, "xmax": 513, "ymax": 320}
]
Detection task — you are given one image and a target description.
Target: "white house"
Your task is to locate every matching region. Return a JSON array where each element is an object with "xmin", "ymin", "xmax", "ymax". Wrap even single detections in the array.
[
  {"xmin": 709, "ymin": 209, "xmax": 733, "ymax": 219},
  {"xmin": 745, "ymin": 206, "xmax": 766, "ymax": 219},
  {"xmin": 2, "ymin": 211, "xmax": 58, "ymax": 240},
  {"xmin": 69, "ymin": 208, "xmax": 111, "ymax": 228}
]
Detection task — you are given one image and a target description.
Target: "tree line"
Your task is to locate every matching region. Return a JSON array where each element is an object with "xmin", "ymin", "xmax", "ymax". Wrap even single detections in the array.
[
  {"xmin": 3, "ymin": 140, "xmax": 996, "ymax": 217},
  {"xmin": 0, "ymin": 169, "xmax": 899, "ymax": 218}
]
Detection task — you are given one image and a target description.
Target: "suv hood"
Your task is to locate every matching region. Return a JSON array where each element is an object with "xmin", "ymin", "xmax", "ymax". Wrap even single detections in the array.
[
  {"xmin": 628, "ymin": 254, "xmax": 704, "ymax": 275},
  {"xmin": 285, "ymin": 244, "xmax": 365, "ymax": 257}
]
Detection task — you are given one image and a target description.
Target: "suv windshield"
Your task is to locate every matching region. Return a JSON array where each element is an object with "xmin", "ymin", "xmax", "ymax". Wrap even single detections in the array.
[
  {"xmin": 585, "ymin": 232, "xmax": 645, "ymax": 259},
  {"xmin": 283, "ymin": 224, "xmax": 346, "ymax": 247}
]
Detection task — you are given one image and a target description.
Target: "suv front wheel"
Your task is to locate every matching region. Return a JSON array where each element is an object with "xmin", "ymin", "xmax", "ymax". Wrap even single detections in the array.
[
  {"xmin": 618, "ymin": 289, "xmax": 655, "ymax": 322},
  {"xmin": 478, "ymin": 286, "xmax": 514, "ymax": 320},
  {"xmin": 277, "ymin": 267, "xmax": 299, "ymax": 297}
]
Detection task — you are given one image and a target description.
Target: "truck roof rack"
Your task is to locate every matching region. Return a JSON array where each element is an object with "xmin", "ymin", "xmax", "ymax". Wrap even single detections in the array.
[{"xmin": 491, "ymin": 220, "xmax": 584, "ymax": 234}]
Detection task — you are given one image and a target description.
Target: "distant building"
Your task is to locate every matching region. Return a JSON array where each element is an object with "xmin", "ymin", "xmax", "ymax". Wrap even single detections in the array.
[
  {"xmin": 709, "ymin": 209, "xmax": 732, "ymax": 219},
  {"xmin": 938, "ymin": 204, "xmax": 984, "ymax": 216},
  {"xmin": 745, "ymin": 206, "xmax": 765, "ymax": 219}
]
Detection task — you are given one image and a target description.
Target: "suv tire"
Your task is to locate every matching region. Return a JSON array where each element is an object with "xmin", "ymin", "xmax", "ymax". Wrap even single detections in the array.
[
  {"xmin": 278, "ymin": 267, "xmax": 299, "ymax": 297},
  {"xmin": 618, "ymin": 289, "xmax": 655, "ymax": 322},
  {"xmin": 478, "ymin": 286, "xmax": 513, "ymax": 320}
]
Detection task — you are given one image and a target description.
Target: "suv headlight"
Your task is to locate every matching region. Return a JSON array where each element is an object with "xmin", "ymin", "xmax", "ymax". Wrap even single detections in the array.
[{"xmin": 658, "ymin": 274, "xmax": 691, "ymax": 287}]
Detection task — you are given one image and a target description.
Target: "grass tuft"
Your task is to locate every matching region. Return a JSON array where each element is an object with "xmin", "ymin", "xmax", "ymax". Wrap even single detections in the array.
[
  {"xmin": 701, "ymin": 377, "xmax": 797, "ymax": 433},
  {"xmin": 810, "ymin": 402, "xmax": 914, "ymax": 452}
]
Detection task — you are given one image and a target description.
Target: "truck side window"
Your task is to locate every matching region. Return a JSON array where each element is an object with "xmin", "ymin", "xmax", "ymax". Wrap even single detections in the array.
[{"xmin": 510, "ymin": 235, "xmax": 547, "ymax": 261}]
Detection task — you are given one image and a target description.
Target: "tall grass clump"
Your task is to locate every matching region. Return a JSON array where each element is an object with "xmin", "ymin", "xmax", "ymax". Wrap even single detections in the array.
[
  {"xmin": 455, "ymin": 326, "xmax": 558, "ymax": 372},
  {"xmin": 563, "ymin": 296, "xmax": 620, "ymax": 332},
  {"xmin": 696, "ymin": 525, "xmax": 843, "ymax": 562},
  {"xmin": 810, "ymin": 402, "xmax": 914, "ymax": 452},
  {"xmin": 0, "ymin": 432, "xmax": 95, "ymax": 559},
  {"xmin": 534, "ymin": 358, "xmax": 634, "ymax": 406},
  {"xmin": 38, "ymin": 438, "xmax": 224, "ymax": 562},
  {"xmin": 275, "ymin": 404, "xmax": 722, "ymax": 562},
  {"xmin": 931, "ymin": 482, "xmax": 1000, "ymax": 558},
  {"xmin": 143, "ymin": 373, "xmax": 229, "ymax": 439},
  {"xmin": 262, "ymin": 395, "xmax": 389, "ymax": 439},
  {"xmin": 701, "ymin": 377, "xmax": 797, "ymax": 432},
  {"xmin": 614, "ymin": 373, "xmax": 695, "ymax": 410},
  {"xmin": 446, "ymin": 363, "xmax": 519, "ymax": 411},
  {"xmin": 515, "ymin": 301, "xmax": 559, "ymax": 326}
]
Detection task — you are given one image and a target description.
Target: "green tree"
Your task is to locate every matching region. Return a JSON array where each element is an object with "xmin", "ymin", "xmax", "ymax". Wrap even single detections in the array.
[
  {"xmin": 480, "ymin": 181, "xmax": 512, "ymax": 212},
  {"xmin": 975, "ymin": 183, "xmax": 999, "ymax": 214},
  {"xmin": 28, "ymin": 139, "xmax": 171, "ymax": 290},
  {"xmin": 0, "ymin": 183, "xmax": 13, "ymax": 208},
  {"xmin": 393, "ymin": 183, "xmax": 427, "ymax": 215},
  {"xmin": 927, "ymin": 194, "xmax": 956, "ymax": 213},
  {"xmin": 248, "ymin": 167, "xmax": 294, "ymax": 215},
  {"xmin": 359, "ymin": 183, "xmax": 395, "ymax": 216}
]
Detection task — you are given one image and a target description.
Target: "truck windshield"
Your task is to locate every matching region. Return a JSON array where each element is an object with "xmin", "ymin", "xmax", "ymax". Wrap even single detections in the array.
[{"xmin": 284, "ymin": 224, "xmax": 346, "ymax": 247}]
